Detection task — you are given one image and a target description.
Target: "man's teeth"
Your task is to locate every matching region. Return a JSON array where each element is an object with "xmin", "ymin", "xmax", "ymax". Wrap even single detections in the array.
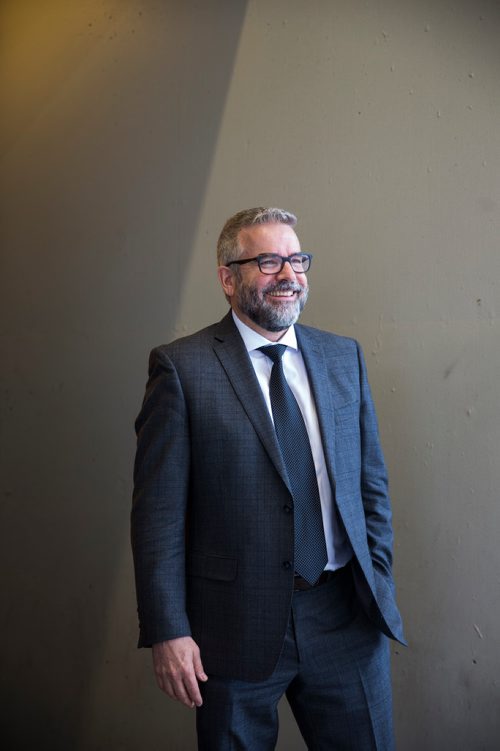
[{"xmin": 269, "ymin": 291, "xmax": 295, "ymax": 297}]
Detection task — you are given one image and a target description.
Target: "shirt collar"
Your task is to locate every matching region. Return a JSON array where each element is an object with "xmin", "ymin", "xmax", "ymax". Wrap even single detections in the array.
[{"xmin": 232, "ymin": 310, "xmax": 298, "ymax": 353}]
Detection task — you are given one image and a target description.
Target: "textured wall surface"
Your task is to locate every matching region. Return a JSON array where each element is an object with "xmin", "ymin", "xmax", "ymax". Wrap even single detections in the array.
[{"xmin": 1, "ymin": 1, "xmax": 499, "ymax": 749}]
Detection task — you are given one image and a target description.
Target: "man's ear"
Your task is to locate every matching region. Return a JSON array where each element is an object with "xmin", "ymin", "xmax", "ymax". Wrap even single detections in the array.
[{"xmin": 218, "ymin": 265, "xmax": 235, "ymax": 300}]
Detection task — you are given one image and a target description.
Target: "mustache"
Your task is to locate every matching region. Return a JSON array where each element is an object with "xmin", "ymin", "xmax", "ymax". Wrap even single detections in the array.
[{"xmin": 263, "ymin": 280, "xmax": 305, "ymax": 295}]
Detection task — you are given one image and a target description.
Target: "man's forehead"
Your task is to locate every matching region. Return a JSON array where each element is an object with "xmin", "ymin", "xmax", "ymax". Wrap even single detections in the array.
[{"xmin": 238, "ymin": 222, "xmax": 300, "ymax": 250}]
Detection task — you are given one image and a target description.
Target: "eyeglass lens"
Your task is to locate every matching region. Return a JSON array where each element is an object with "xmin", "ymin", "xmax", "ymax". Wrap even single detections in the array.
[{"xmin": 259, "ymin": 254, "xmax": 310, "ymax": 273}]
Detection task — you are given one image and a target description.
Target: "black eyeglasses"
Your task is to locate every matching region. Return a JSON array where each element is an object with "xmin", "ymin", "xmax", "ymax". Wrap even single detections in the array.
[{"xmin": 227, "ymin": 253, "xmax": 312, "ymax": 275}]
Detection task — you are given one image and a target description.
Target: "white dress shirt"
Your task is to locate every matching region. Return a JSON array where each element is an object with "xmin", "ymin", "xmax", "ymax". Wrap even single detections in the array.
[{"xmin": 232, "ymin": 311, "xmax": 352, "ymax": 571}]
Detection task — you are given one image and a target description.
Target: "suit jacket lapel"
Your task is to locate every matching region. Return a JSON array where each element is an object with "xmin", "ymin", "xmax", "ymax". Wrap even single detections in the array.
[
  {"xmin": 295, "ymin": 326, "xmax": 338, "ymax": 487},
  {"xmin": 212, "ymin": 313, "xmax": 292, "ymax": 491}
]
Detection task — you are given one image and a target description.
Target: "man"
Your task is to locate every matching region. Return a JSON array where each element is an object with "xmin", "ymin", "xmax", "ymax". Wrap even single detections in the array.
[{"xmin": 132, "ymin": 207, "xmax": 405, "ymax": 750}]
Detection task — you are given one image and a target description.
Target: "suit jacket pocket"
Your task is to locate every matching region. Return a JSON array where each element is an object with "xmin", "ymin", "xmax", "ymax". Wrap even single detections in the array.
[{"xmin": 187, "ymin": 552, "xmax": 238, "ymax": 581}]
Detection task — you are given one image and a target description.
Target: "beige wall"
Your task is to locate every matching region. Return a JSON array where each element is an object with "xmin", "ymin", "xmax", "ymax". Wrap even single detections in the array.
[{"xmin": 2, "ymin": 1, "xmax": 499, "ymax": 748}]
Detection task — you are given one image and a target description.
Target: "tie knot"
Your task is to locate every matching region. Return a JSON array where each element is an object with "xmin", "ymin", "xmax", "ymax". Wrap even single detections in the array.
[{"xmin": 258, "ymin": 344, "xmax": 287, "ymax": 364}]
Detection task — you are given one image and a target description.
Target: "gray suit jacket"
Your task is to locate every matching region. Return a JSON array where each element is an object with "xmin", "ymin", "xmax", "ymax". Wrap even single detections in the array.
[{"xmin": 131, "ymin": 312, "xmax": 405, "ymax": 681}]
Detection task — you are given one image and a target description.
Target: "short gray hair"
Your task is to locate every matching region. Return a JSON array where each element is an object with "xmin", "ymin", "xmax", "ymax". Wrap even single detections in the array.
[{"xmin": 216, "ymin": 207, "xmax": 297, "ymax": 266}]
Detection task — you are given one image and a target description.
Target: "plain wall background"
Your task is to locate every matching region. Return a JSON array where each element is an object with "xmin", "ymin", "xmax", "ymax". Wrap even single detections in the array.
[{"xmin": 1, "ymin": 1, "xmax": 499, "ymax": 749}]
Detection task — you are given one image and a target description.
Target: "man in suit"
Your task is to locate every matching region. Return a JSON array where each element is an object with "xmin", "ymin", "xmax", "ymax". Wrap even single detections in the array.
[{"xmin": 131, "ymin": 207, "xmax": 405, "ymax": 750}]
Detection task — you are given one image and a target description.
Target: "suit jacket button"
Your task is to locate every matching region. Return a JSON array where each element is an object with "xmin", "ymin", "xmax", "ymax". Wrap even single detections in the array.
[
  {"xmin": 282, "ymin": 560, "xmax": 292, "ymax": 570},
  {"xmin": 283, "ymin": 504, "xmax": 293, "ymax": 514}
]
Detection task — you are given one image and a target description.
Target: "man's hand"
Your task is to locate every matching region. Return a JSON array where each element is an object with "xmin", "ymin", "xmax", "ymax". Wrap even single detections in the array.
[{"xmin": 152, "ymin": 637, "xmax": 208, "ymax": 708}]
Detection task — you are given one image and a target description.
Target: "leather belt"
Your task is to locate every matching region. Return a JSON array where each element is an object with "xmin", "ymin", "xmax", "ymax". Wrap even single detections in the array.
[{"xmin": 293, "ymin": 567, "xmax": 346, "ymax": 591}]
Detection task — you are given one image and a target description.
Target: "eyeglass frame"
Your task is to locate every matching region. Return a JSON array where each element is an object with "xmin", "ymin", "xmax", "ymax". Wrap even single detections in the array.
[{"xmin": 226, "ymin": 252, "xmax": 313, "ymax": 275}]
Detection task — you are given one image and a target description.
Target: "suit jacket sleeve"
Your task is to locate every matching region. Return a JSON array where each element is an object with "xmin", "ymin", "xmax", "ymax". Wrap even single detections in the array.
[
  {"xmin": 131, "ymin": 347, "xmax": 191, "ymax": 647},
  {"xmin": 356, "ymin": 340, "xmax": 395, "ymax": 589}
]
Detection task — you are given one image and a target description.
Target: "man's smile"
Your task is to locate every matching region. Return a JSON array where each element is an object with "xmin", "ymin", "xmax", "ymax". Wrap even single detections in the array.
[
  {"xmin": 263, "ymin": 281, "xmax": 305, "ymax": 301},
  {"xmin": 267, "ymin": 290, "xmax": 297, "ymax": 298}
]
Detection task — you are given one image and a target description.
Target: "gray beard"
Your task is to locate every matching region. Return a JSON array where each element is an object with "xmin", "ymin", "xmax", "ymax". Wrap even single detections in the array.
[{"xmin": 236, "ymin": 279, "xmax": 309, "ymax": 333}]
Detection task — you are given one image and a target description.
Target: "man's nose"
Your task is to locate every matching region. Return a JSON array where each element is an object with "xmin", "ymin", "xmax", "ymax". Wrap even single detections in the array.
[{"xmin": 276, "ymin": 258, "xmax": 298, "ymax": 280}]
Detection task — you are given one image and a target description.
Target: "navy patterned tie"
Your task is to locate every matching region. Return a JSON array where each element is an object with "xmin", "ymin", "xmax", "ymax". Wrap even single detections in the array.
[{"xmin": 259, "ymin": 344, "xmax": 328, "ymax": 585}]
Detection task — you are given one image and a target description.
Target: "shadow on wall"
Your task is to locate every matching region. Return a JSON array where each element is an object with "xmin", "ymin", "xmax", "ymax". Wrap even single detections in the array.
[{"xmin": 0, "ymin": 2, "xmax": 248, "ymax": 749}]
